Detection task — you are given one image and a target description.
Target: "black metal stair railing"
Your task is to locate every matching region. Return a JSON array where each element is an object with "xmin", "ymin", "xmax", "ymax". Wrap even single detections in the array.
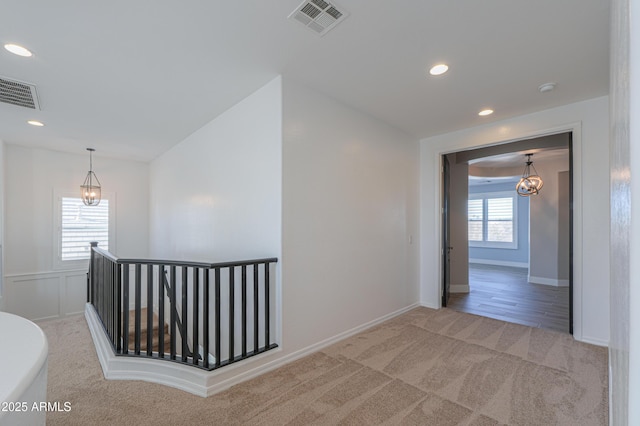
[
  {"xmin": 87, "ymin": 242, "xmax": 278, "ymax": 371},
  {"xmin": 160, "ymin": 270, "xmax": 196, "ymax": 359}
]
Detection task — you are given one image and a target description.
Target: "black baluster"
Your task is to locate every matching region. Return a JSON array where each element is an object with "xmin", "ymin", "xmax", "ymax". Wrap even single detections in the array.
[
  {"xmin": 88, "ymin": 242, "xmax": 97, "ymax": 303},
  {"xmin": 182, "ymin": 267, "xmax": 188, "ymax": 362},
  {"xmin": 158, "ymin": 265, "xmax": 165, "ymax": 358},
  {"xmin": 193, "ymin": 268, "xmax": 199, "ymax": 366},
  {"xmin": 106, "ymin": 259, "xmax": 112, "ymax": 342},
  {"xmin": 123, "ymin": 265, "xmax": 130, "ymax": 354},
  {"xmin": 116, "ymin": 263, "xmax": 122, "ymax": 353},
  {"xmin": 112, "ymin": 261, "xmax": 116, "ymax": 346},
  {"xmin": 254, "ymin": 263, "xmax": 259, "ymax": 353},
  {"xmin": 228, "ymin": 266, "xmax": 235, "ymax": 364},
  {"xmin": 215, "ymin": 268, "xmax": 221, "ymax": 368},
  {"xmin": 170, "ymin": 266, "xmax": 177, "ymax": 360},
  {"xmin": 264, "ymin": 262, "xmax": 270, "ymax": 350},
  {"xmin": 147, "ymin": 264, "xmax": 153, "ymax": 356},
  {"xmin": 97, "ymin": 255, "xmax": 103, "ymax": 320},
  {"xmin": 203, "ymin": 269, "xmax": 210, "ymax": 369},
  {"xmin": 135, "ymin": 264, "xmax": 142, "ymax": 355},
  {"xmin": 242, "ymin": 265, "xmax": 247, "ymax": 358}
]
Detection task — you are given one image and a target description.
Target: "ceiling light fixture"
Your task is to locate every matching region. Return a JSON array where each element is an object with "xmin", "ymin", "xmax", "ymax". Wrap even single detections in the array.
[
  {"xmin": 516, "ymin": 153, "xmax": 543, "ymax": 196},
  {"xmin": 478, "ymin": 109, "xmax": 494, "ymax": 116},
  {"xmin": 429, "ymin": 64, "xmax": 449, "ymax": 76},
  {"xmin": 538, "ymin": 82, "xmax": 556, "ymax": 93},
  {"xmin": 81, "ymin": 148, "xmax": 102, "ymax": 206},
  {"xmin": 4, "ymin": 43, "xmax": 33, "ymax": 57},
  {"xmin": 27, "ymin": 120, "xmax": 44, "ymax": 127}
]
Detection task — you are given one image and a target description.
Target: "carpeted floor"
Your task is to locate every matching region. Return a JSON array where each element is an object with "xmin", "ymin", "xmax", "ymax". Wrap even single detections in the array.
[{"xmin": 37, "ymin": 307, "xmax": 608, "ymax": 425}]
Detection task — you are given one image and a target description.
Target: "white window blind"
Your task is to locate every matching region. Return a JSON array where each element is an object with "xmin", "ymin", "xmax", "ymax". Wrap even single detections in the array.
[
  {"xmin": 61, "ymin": 197, "xmax": 109, "ymax": 261},
  {"xmin": 468, "ymin": 192, "xmax": 517, "ymax": 248},
  {"xmin": 487, "ymin": 197, "xmax": 513, "ymax": 242},
  {"xmin": 468, "ymin": 199, "xmax": 483, "ymax": 241}
]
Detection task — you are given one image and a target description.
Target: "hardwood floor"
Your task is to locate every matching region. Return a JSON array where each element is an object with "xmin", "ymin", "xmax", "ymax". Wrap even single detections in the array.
[{"xmin": 447, "ymin": 263, "xmax": 570, "ymax": 333}]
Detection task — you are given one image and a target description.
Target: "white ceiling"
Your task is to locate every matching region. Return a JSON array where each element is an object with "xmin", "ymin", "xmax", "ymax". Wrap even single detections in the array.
[
  {"xmin": 469, "ymin": 148, "xmax": 569, "ymax": 169},
  {"xmin": 469, "ymin": 148, "xmax": 569, "ymax": 186},
  {"xmin": 0, "ymin": 0, "xmax": 609, "ymax": 162}
]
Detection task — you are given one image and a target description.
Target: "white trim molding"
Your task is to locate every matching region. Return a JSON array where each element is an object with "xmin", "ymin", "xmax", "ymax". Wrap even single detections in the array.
[
  {"xmin": 528, "ymin": 275, "xmax": 570, "ymax": 287},
  {"xmin": 450, "ymin": 285, "xmax": 470, "ymax": 293},
  {"xmin": 85, "ymin": 302, "xmax": 419, "ymax": 397},
  {"xmin": 469, "ymin": 259, "xmax": 529, "ymax": 269}
]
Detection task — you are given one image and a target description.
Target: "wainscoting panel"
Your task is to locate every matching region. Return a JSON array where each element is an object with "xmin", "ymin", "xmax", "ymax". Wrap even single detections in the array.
[
  {"xmin": 3, "ymin": 270, "xmax": 87, "ymax": 321},
  {"xmin": 62, "ymin": 272, "xmax": 89, "ymax": 316}
]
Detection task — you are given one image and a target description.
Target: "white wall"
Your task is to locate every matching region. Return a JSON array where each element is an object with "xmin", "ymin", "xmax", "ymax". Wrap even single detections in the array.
[
  {"xmin": 149, "ymin": 76, "xmax": 283, "ymax": 377},
  {"xmin": 420, "ymin": 96, "xmax": 610, "ymax": 346},
  {"xmin": 528, "ymin": 158, "xmax": 570, "ymax": 286},
  {"xmin": 609, "ymin": 0, "xmax": 636, "ymax": 423},
  {"xmin": 147, "ymin": 76, "xmax": 419, "ymax": 390},
  {"xmin": 0, "ymin": 141, "xmax": 4, "ymax": 312},
  {"xmin": 629, "ymin": 0, "xmax": 640, "ymax": 417},
  {"xmin": 282, "ymin": 79, "xmax": 419, "ymax": 352},
  {"xmin": 149, "ymin": 77, "xmax": 282, "ymax": 263},
  {"xmin": 3, "ymin": 145, "xmax": 149, "ymax": 320}
]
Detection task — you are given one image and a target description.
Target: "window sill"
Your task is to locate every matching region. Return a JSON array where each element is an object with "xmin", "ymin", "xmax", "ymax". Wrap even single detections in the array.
[{"xmin": 469, "ymin": 242, "xmax": 518, "ymax": 250}]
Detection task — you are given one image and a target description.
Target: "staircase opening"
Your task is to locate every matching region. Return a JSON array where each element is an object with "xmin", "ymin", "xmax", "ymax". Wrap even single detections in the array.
[{"xmin": 87, "ymin": 242, "xmax": 278, "ymax": 373}]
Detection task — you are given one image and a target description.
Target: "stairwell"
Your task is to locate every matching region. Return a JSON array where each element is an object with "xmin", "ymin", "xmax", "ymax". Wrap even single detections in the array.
[
  {"xmin": 127, "ymin": 308, "xmax": 171, "ymax": 354},
  {"xmin": 87, "ymin": 245, "xmax": 279, "ymax": 395}
]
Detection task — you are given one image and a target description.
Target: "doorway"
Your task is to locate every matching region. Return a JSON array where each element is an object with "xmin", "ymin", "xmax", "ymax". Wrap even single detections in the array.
[{"xmin": 441, "ymin": 132, "xmax": 573, "ymax": 333}]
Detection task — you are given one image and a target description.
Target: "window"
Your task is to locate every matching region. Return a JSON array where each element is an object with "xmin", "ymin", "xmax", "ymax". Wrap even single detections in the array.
[
  {"xmin": 61, "ymin": 197, "xmax": 109, "ymax": 260},
  {"xmin": 54, "ymin": 191, "xmax": 114, "ymax": 270},
  {"xmin": 468, "ymin": 191, "xmax": 517, "ymax": 249}
]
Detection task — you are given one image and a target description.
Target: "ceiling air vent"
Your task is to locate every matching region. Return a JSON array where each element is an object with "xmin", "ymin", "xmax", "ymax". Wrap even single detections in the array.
[
  {"xmin": 0, "ymin": 76, "xmax": 41, "ymax": 110},
  {"xmin": 289, "ymin": 0, "xmax": 349, "ymax": 36}
]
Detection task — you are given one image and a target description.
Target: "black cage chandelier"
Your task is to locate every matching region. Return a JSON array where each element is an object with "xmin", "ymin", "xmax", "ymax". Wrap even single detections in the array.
[
  {"xmin": 81, "ymin": 148, "xmax": 102, "ymax": 206},
  {"xmin": 515, "ymin": 153, "xmax": 543, "ymax": 197}
]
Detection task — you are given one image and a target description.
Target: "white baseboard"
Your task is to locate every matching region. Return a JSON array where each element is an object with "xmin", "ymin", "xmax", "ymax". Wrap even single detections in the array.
[
  {"xmin": 255, "ymin": 302, "xmax": 421, "ymax": 366},
  {"xmin": 85, "ymin": 302, "xmax": 420, "ymax": 397},
  {"xmin": 450, "ymin": 285, "xmax": 470, "ymax": 293},
  {"xmin": 86, "ymin": 303, "xmax": 235, "ymax": 397},
  {"xmin": 213, "ymin": 303, "xmax": 423, "ymax": 394},
  {"xmin": 469, "ymin": 259, "xmax": 529, "ymax": 269},
  {"xmin": 420, "ymin": 301, "xmax": 439, "ymax": 309},
  {"xmin": 528, "ymin": 275, "xmax": 570, "ymax": 287},
  {"xmin": 579, "ymin": 335, "xmax": 609, "ymax": 348}
]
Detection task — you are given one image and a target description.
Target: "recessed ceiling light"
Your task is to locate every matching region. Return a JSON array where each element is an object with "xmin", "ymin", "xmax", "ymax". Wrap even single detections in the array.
[
  {"xmin": 478, "ymin": 109, "xmax": 494, "ymax": 116},
  {"xmin": 4, "ymin": 43, "xmax": 33, "ymax": 57},
  {"xmin": 429, "ymin": 64, "xmax": 449, "ymax": 76},
  {"xmin": 27, "ymin": 120, "xmax": 44, "ymax": 127}
]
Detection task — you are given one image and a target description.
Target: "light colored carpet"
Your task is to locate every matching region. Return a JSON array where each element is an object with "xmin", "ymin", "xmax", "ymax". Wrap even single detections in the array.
[{"xmin": 37, "ymin": 307, "xmax": 608, "ymax": 425}]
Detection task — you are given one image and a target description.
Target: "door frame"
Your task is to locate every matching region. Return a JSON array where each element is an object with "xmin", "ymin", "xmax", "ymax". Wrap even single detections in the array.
[
  {"xmin": 440, "ymin": 135, "xmax": 574, "ymax": 333},
  {"xmin": 441, "ymin": 155, "xmax": 451, "ymax": 307},
  {"xmin": 427, "ymin": 122, "xmax": 584, "ymax": 340}
]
